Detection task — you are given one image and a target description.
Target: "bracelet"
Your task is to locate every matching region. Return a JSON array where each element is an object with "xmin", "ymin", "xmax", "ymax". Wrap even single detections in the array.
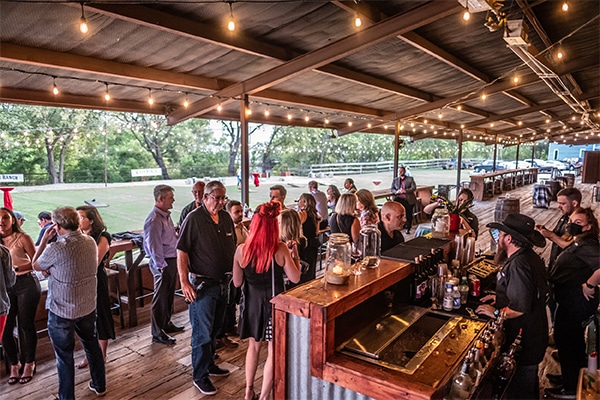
[{"xmin": 586, "ymin": 282, "xmax": 595, "ymax": 290}]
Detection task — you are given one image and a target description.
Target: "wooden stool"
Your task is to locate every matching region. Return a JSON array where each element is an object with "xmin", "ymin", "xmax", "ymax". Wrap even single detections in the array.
[{"xmin": 105, "ymin": 267, "xmax": 125, "ymax": 329}]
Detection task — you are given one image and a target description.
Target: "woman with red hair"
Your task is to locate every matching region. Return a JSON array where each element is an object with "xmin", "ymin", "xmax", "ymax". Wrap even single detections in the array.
[{"xmin": 233, "ymin": 202, "xmax": 300, "ymax": 400}]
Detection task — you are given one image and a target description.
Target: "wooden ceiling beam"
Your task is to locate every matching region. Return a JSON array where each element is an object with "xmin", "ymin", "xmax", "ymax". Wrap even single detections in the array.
[
  {"xmin": 0, "ymin": 43, "xmax": 388, "ymax": 119},
  {"xmin": 0, "ymin": 87, "xmax": 163, "ymax": 114},
  {"xmin": 168, "ymin": 1, "xmax": 463, "ymax": 124}
]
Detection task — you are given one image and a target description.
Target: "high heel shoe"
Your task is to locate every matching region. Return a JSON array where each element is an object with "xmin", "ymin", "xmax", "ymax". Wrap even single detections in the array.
[
  {"xmin": 19, "ymin": 363, "xmax": 36, "ymax": 384},
  {"xmin": 7, "ymin": 364, "xmax": 21, "ymax": 385}
]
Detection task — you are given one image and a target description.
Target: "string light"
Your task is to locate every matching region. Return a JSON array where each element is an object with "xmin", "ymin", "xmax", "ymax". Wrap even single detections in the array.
[
  {"xmin": 462, "ymin": 5, "xmax": 470, "ymax": 21},
  {"xmin": 245, "ymin": 107, "xmax": 252, "ymax": 116},
  {"xmin": 348, "ymin": 121, "xmax": 353, "ymax": 127},
  {"xmin": 456, "ymin": 105, "xmax": 462, "ymax": 111},
  {"xmin": 353, "ymin": 11, "xmax": 363, "ymax": 27},
  {"xmin": 287, "ymin": 113, "xmax": 292, "ymax": 120},
  {"xmin": 217, "ymin": 104, "xmax": 223, "ymax": 112},
  {"xmin": 183, "ymin": 93, "xmax": 189, "ymax": 108},
  {"xmin": 147, "ymin": 89, "xmax": 154, "ymax": 105},
  {"xmin": 367, "ymin": 123, "xmax": 372, "ymax": 128},
  {"xmin": 227, "ymin": 2, "xmax": 235, "ymax": 32},
  {"xmin": 52, "ymin": 78, "xmax": 59, "ymax": 95},
  {"xmin": 79, "ymin": 3, "xmax": 89, "ymax": 34},
  {"xmin": 104, "ymin": 83, "xmax": 110, "ymax": 101},
  {"xmin": 562, "ymin": 2, "xmax": 569, "ymax": 12},
  {"xmin": 324, "ymin": 117, "xmax": 329, "ymax": 124},
  {"xmin": 264, "ymin": 109, "xmax": 269, "ymax": 117},
  {"xmin": 304, "ymin": 115, "xmax": 309, "ymax": 122},
  {"xmin": 513, "ymin": 75, "xmax": 519, "ymax": 84},
  {"xmin": 518, "ymin": 121, "xmax": 523, "ymax": 126},
  {"xmin": 556, "ymin": 48, "xmax": 564, "ymax": 60}
]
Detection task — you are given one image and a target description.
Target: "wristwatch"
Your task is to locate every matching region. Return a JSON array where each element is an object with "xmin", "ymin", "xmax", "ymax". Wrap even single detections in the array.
[
  {"xmin": 493, "ymin": 309, "xmax": 500, "ymax": 318},
  {"xmin": 586, "ymin": 282, "xmax": 595, "ymax": 289}
]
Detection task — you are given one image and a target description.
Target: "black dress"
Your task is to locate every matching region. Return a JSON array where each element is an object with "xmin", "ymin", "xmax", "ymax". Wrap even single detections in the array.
[
  {"xmin": 239, "ymin": 259, "xmax": 285, "ymax": 342},
  {"xmin": 299, "ymin": 216, "xmax": 319, "ymax": 282},
  {"xmin": 95, "ymin": 231, "xmax": 115, "ymax": 340}
]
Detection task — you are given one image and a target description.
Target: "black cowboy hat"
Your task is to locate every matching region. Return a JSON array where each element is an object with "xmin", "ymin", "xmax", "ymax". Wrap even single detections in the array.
[{"xmin": 487, "ymin": 213, "xmax": 546, "ymax": 247}]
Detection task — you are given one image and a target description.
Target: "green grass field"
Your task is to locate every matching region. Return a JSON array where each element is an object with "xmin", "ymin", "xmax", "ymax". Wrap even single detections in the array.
[{"xmin": 9, "ymin": 169, "xmax": 464, "ymax": 239}]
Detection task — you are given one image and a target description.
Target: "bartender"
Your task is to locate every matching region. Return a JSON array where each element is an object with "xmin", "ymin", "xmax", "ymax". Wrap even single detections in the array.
[{"xmin": 476, "ymin": 214, "xmax": 547, "ymax": 400}]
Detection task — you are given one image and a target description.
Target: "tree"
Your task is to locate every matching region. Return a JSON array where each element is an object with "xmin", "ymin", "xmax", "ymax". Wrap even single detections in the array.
[{"xmin": 219, "ymin": 121, "xmax": 263, "ymax": 176}]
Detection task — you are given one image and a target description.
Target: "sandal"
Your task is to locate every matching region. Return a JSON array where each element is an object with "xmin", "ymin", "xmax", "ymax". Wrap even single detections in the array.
[
  {"xmin": 8, "ymin": 364, "xmax": 21, "ymax": 385},
  {"xmin": 244, "ymin": 386, "xmax": 258, "ymax": 400},
  {"xmin": 19, "ymin": 363, "xmax": 36, "ymax": 385}
]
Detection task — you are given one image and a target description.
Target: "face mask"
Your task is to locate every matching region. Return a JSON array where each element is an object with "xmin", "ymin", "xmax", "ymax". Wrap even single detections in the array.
[{"xmin": 567, "ymin": 223, "xmax": 584, "ymax": 236}]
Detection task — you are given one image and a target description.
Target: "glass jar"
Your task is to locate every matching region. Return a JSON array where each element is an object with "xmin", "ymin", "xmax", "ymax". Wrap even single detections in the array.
[
  {"xmin": 431, "ymin": 208, "xmax": 450, "ymax": 239},
  {"xmin": 360, "ymin": 224, "xmax": 381, "ymax": 268},
  {"xmin": 325, "ymin": 233, "xmax": 351, "ymax": 285}
]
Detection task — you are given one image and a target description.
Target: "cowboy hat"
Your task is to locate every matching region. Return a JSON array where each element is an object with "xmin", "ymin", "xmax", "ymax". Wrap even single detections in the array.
[{"xmin": 487, "ymin": 213, "xmax": 546, "ymax": 247}]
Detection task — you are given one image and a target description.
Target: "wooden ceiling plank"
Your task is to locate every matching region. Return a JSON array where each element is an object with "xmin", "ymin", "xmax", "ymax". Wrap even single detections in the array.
[{"xmin": 168, "ymin": 1, "xmax": 463, "ymax": 124}]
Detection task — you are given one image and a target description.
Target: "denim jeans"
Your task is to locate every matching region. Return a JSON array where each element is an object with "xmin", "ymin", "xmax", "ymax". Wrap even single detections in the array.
[
  {"xmin": 188, "ymin": 281, "xmax": 227, "ymax": 384},
  {"xmin": 48, "ymin": 311, "xmax": 106, "ymax": 400}
]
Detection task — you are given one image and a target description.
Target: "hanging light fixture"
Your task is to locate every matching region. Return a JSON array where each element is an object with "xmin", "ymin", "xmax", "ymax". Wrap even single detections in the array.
[
  {"xmin": 104, "ymin": 83, "xmax": 110, "ymax": 101},
  {"xmin": 217, "ymin": 103, "xmax": 223, "ymax": 112},
  {"xmin": 227, "ymin": 2, "xmax": 235, "ymax": 31},
  {"xmin": 463, "ymin": 4, "xmax": 471, "ymax": 21},
  {"xmin": 147, "ymin": 89, "xmax": 154, "ymax": 105},
  {"xmin": 79, "ymin": 3, "xmax": 89, "ymax": 33},
  {"xmin": 264, "ymin": 108, "xmax": 270, "ymax": 117},
  {"xmin": 52, "ymin": 78, "xmax": 59, "ymax": 95}
]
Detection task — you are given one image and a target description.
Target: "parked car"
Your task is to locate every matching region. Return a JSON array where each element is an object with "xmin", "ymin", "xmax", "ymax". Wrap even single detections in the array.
[
  {"xmin": 472, "ymin": 160, "xmax": 508, "ymax": 173},
  {"xmin": 561, "ymin": 157, "xmax": 583, "ymax": 170},
  {"xmin": 503, "ymin": 160, "xmax": 532, "ymax": 169},
  {"xmin": 442, "ymin": 158, "xmax": 474, "ymax": 170},
  {"xmin": 544, "ymin": 160, "xmax": 569, "ymax": 170},
  {"xmin": 528, "ymin": 159, "xmax": 554, "ymax": 173}
]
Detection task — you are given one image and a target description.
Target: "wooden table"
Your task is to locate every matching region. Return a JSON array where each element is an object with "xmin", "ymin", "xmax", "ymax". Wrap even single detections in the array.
[{"xmin": 108, "ymin": 236, "xmax": 148, "ymax": 328}]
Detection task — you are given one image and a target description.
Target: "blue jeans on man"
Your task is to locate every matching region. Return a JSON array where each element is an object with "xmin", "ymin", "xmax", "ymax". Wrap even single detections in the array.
[
  {"xmin": 188, "ymin": 281, "xmax": 227, "ymax": 385},
  {"xmin": 48, "ymin": 311, "xmax": 106, "ymax": 400}
]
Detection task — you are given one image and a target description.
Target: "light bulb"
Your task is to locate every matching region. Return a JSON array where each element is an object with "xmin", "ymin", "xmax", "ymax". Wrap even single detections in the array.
[
  {"xmin": 79, "ymin": 3, "xmax": 88, "ymax": 33},
  {"xmin": 481, "ymin": 93, "xmax": 487, "ymax": 101},
  {"xmin": 183, "ymin": 98, "xmax": 189, "ymax": 108},
  {"xmin": 304, "ymin": 115, "xmax": 309, "ymax": 122},
  {"xmin": 324, "ymin": 118, "xmax": 330, "ymax": 124},
  {"xmin": 264, "ymin": 109, "xmax": 270, "ymax": 117},
  {"xmin": 287, "ymin": 113, "xmax": 292, "ymax": 120},
  {"xmin": 148, "ymin": 90, "xmax": 154, "ymax": 105},
  {"xmin": 354, "ymin": 14, "xmax": 362, "ymax": 28},
  {"xmin": 104, "ymin": 92, "xmax": 110, "ymax": 101},
  {"xmin": 557, "ymin": 50, "xmax": 564, "ymax": 59},
  {"xmin": 463, "ymin": 10, "xmax": 470, "ymax": 21},
  {"xmin": 367, "ymin": 123, "xmax": 372, "ymax": 128},
  {"xmin": 245, "ymin": 108, "xmax": 252, "ymax": 116},
  {"xmin": 52, "ymin": 83, "xmax": 59, "ymax": 95},
  {"xmin": 513, "ymin": 76, "xmax": 519, "ymax": 83},
  {"xmin": 348, "ymin": 121, "xmax": 353, "ymax": 127},
  {"xmin": 562, "ymin": 2, "xmax": 568, "ymax": 12},
  {"xmin": 456, "ymin": 105, "xmax": 462, "ymax": 111},
  {"xmin": 227, "ymin": 2, "xmax": 235, "ymax": 31},
  {"xmin": 217, "ymin": 104, "xmax": 223, "ymax": 112}
]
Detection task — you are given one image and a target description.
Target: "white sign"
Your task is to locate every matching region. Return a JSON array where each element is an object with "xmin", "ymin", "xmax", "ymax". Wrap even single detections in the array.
[
  {"xmin": 131, "ymin": 168, "xmax": 162, "ymax": 177},
  {"xmin": 0, "ymin": 174, "xmax": 24, "ymax": 183}
]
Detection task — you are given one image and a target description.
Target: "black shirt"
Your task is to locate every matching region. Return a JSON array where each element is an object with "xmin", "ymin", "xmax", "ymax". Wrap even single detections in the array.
[
  {"xmin": 495, "ymin": 247, "xmax": 548, "ymax": 365},
  {"xmin": 377, "ymin": 221, "xmax": 404, "ymax": 252},
  {"xmin": 177, "ymin": 205, "xmax": 236, "ymax": 281},
  {"xmin": 549, "ymin": 214, "xmax": 569, "ymax": 267}
]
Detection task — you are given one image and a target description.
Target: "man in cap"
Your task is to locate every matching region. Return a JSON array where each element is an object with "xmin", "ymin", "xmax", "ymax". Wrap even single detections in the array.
[
  {"xmin": 476, "ymin": 214, "xmax": 548, "ymax": 400},
  {"xmin": 13, "ymin": 211, "xmax": 26, "ymax": 227}
]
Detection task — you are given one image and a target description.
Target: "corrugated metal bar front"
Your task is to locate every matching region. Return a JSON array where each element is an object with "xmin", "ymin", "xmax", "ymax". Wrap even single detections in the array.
[{"xmin": 286, "ymin": 313, "xmax": 373, "ymax": 400}]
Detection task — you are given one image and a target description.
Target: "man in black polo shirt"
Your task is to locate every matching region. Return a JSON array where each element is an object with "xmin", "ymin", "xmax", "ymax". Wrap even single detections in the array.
[
  {"xmin": 476, "ymin": 214, "xmax": 548, "ymax": 400},
  {"xmin": 378, "ymin": 201, "xmax": 406, "ymax": 252},
  {"xmin": 177, "ymin": 181, "xmax": 236, "ymax": 396}
]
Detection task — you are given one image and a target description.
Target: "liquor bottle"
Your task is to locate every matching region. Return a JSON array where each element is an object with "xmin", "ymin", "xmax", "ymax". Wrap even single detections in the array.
[
  {"xmin": 449, "ymin": 359, "xmax": 474, "ymax": 400},
  {"xmin": 475, "ymin": 340, "xmax": 488, "ymax": 368},
  {"xmin": 412, "ymin": 256, "xmax": 423, "ymax": 302},
  {"xmin": 493, "ymin": 329, "xmax": 522, "ymax": 399},
  {"xmin": 470, "ymin": 346, "xmax": 484, "ymax": 378},
  {"xmin": 466, "ymin": 349, "xmax": 480, "ymax": 386}
]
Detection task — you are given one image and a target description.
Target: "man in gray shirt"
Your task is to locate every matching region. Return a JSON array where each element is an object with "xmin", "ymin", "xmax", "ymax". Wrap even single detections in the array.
[
  {"xmin": 33, "ymin": 206, "xmax": 106, "ymax": 399},
  {"xmin": 144, "ymin": 184, "xmax": 182, "ymax": 345},
  {"xmin": 308, "ymin": 180, "xmax": 329, "ymax": 229}
]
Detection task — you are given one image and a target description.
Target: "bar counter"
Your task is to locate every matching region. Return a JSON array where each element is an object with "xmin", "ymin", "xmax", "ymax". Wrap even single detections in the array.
[{"xmin": 272, "ymin": 257, "xmax": 487, "ymax": 400}]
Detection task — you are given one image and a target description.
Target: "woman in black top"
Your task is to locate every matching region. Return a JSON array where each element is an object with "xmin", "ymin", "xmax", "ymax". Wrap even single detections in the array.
[
  {"xmin": 329, "ymin": 193, "xmax": 360, "ymax": 244},
  {"xmin": 297, "ymin": 194, "xmax": 320, "ymax": 282},
  {"xmin": 548, "ymin": 207, "xmax": 600, "ymax": 398},
  {"xmin": 76, "ymin": 206, "xmax": 114, "ymax": 368}
]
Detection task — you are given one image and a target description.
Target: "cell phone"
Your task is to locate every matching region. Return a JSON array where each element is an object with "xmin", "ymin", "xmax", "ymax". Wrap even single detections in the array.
[{"xmin": 489, "ymin": 228, "xmax": 500, "ymax": 244}]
